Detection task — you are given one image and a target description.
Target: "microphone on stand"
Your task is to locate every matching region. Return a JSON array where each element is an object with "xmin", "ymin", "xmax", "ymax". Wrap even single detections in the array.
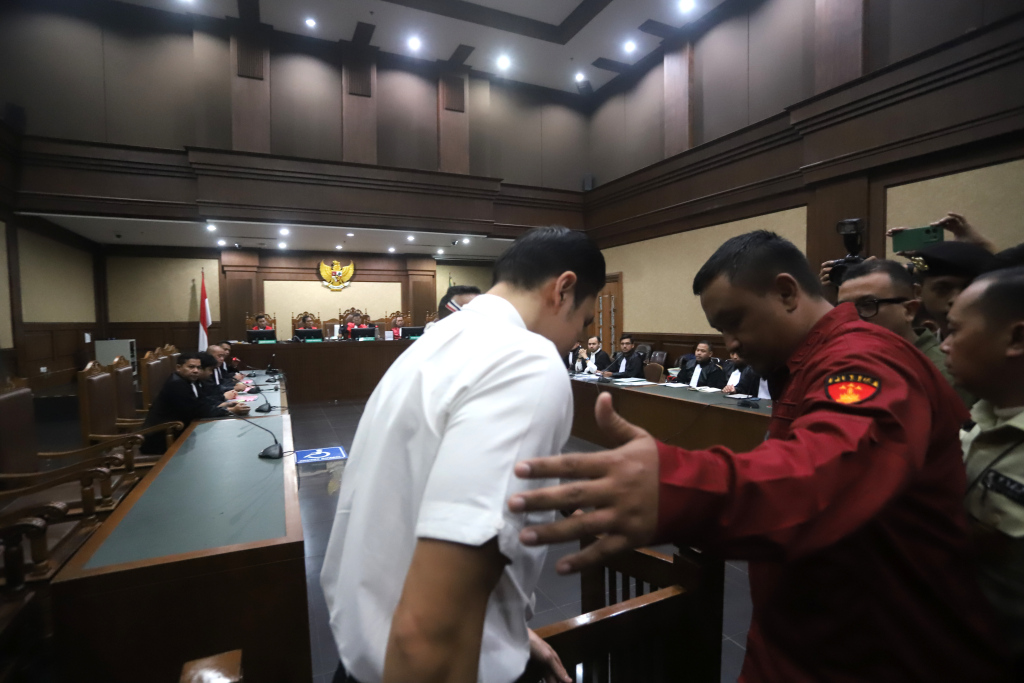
[
  {"xmin": 228, "ymin": 414, "xmax": 283, "ymax": 459},
  {"xmin": 598, "ymin": 352, "xmax": 623, "ymax": 384},
  {"xmin": 254, "ymin": 392, "xmax": 275, "ymax": 414},
  {"xmin": 266, "ymin": 353, "xmax": 278, "ymax": 376}
]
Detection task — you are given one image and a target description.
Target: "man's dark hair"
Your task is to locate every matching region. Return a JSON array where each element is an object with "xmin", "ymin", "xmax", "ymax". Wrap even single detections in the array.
[
  {"xmin": 176, "ymin": 351, "xmax": 202, "ymax": 366},
  {"xmin": 973, "ymin": 266, "xmax": 1024, "ymax": 324},
  {"xmin": 256, "ymin": 313, "xmax": 267, "ymax": 320},
  {"xmin": 218, "ymin": 340, "xmax": 231, "ymax": 347},
  {"xmin": 695, "ymin": 340, "xmax": 712, "ymax": 350},
  {"xmin": 620, "ymin": 333, "xmax": 633, "ymax": 343},
  {"xmin": 842, "ymin": 259, "xmax": 917, "ymax": 295},
  {"xmin": 438, "ymin": 285, "xmax": 483, "ymax": 317},
  {"xmin": 494, "ymin": 226, "xmax": 606, "ymax": 307},
  {"xmin": 588, "ymin": 335, "xmax": 600, "ymax": 343},
  {"xmin": 693, "ymin": 230, "xmax": 823, "ymax": 298},
  {"xmin": 196, "ymin": 352, "xmax": 218, "ymax": 369}
]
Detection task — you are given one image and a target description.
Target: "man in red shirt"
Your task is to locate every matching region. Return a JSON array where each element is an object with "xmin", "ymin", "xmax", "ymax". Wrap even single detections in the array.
[
  {"xmin": 252, "ymin": 313, "xmax": 273, "ymax": 331},
  {"xmin": 391, "ymin": 314, "xmax": 404, "ymax": 339},
  {"xmin": 509, "ymin": 231, "xmax": 1010, "ymax": 682}
]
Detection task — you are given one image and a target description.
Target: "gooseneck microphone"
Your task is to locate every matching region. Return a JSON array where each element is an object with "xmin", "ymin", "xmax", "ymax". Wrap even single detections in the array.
[
  {"xmin": 254, "ymin": 392, "xmax": 275, "ymax": 414},
  {"xmin": 228, "ymin": 414, "xmax": 283, "ymax": 459},
  {"xmin": 266, "ymin": 353, "xmax": 278, "ymax": 376}
]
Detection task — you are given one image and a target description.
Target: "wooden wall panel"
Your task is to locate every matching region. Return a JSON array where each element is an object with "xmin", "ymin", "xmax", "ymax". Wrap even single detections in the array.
[
  {"xmin": 489, "ymin": 84, "xmax": 544, "ymax": 186},
  {"xmin": 270, "ymin": 47, "xmax": 343, "ymax": 161},
  {"xmin": 814, "ymin": 0, "xmax": 864, "ymax": 93},
  {"xmin": 438, "ymin": 73, "xmax": 470, "ymax": 174},
  {"xmin": 377, "ymin": 67, "xmax": 439, "ymax": 171},
  {"xmin": 342, "ymin": 53, "xmax": 378, "ymax": 164},
  {"xmin": 193, "ymin": 26, "xmax": 233, "ymax": 154},
  {"xmin": 748, "ymin": 0, "xmax": 814, "ymax": 120},
  {"xmin": 230, "ymin": 30, "xmax": 271, "ymax": 153},
  {"xmin": 539, "ymin": 104, "xmax": 589, "ymax": 191},
  {"xmin": 663, "ymin": 42, "xmax": 694, "ymax": 158},
  {"xmin": 693, "ymin": 5, "xmax": 750, "ymax": 145}
]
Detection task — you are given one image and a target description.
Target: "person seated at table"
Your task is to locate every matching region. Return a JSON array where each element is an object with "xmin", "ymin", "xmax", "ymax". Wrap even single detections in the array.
[
  {"xmin": 677, "ymin": 340, "xmax": 727, "ymax": 388},
  {"xmin": 574, "ymin": 335, "xmax": 611, "ymax": 373},
  {"xmin": 219, "ymin": 341, "xmax": 241, "ymax": 374},
  {"xmin": 297, "ymin": 314, "xmax": 318, "ymax": 330},
  {"xmin": 141, "ymin": 351, "xmax": 250, "ymax": 454},
  {"xmin": 438, "ymin": 285, "xmax": 482, "ymax": 320},
  {"xmin": 206, "ymin": 345, "xmax": 246, "ymax": 393},
  {"xmin": 564, "ymin": 339, "xmax": 584, "ymax": 370},
  {"xmin": 391, "ymin": 314, "xmax": 404, "ymax": 338},
  {"xmin": 252, "ymin": 313, "xmax": 273, "ymax": 330},
  {"xmin": 600, "ymin": 333, "xmax": 644, "ymax": 379},
  {"xmin": 722, "ymin": 350, "xmax": 770, "ymax": 398}
]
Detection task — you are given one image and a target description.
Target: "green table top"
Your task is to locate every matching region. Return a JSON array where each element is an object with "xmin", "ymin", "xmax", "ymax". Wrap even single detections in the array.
[
  {"xmin": 84, "ymin": 416, "xmax": 288, "ymax": 570},
  {"xmin": 574, "ymin": 377, "xmax": 771, "ymax": 415}
]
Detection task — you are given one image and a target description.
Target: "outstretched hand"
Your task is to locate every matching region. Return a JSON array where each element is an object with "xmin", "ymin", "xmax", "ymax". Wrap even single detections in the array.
[{"xmin": 508, "ymin": 392, "xmax": 661, "ymax": 574}]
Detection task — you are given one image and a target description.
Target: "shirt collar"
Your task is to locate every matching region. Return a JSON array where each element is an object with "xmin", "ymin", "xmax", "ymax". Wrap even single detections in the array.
[
  {"xmin": 461, "ymin": 294, "xmax": 527, "ymax": 330},
  {"xmin": 971, "ymin": 399, "xmax": 1024, "ymax": 433},
  {"xmin": 913, "ymin": 328, "xmax": 939, "ymax": 351},
  {"xmin": 785, "ymin": 303, "xmax": 854, "ymax": 372}
]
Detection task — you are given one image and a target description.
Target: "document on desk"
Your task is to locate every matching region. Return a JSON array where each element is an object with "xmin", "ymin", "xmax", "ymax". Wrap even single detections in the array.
[
  {"xmin": 695, "ymin": 386, "xmax": 722, "ymax": 393},
  {"xmin": 615, "ymin": 379, "xmax": 655, "ymax": 386},
  {"xmin": 664, "ymin": 382, "xmax": 686, "ymax": 387},
  {"xmin": 572, "ymin": 374, "xmax": 600, "ymax": 382}
]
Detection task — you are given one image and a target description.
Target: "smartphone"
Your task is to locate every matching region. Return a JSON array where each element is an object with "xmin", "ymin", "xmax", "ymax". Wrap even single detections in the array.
[{"xmin": 892, "ymin": 225, "xmax": 944, "ymax": 253}]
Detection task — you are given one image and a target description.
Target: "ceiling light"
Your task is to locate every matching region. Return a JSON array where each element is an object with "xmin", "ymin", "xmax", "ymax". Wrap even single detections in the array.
[
  {"xmin": 462, "ymin": 238, "xmax": 470, "ymax": 244},
  {"xmin": 388, "ymin": 247, "xmax": 395, "ymax": 253},
  {"xmin": 305, "ymin": 18, "xmax": 316, "ymax": 28},
  {"xmin": 406, "ymin": 235, "xmax": 415, "ymax": 241},
  {"xmin": 217, "ymin": 239, "xmax": 226, "ymax": 246},
  {"xmin": 279, "ymin": 228, "xmax": 290, "ymax": 236},
  {"xmin": 335, "ymin": 245, "xmax": 343, "ymax": 250},
  {"xmin": 206, "ymin": 224, "xmax": 216, "ymax": 232},
  {"xmin": 437, "ymin": 249, "xmax": 444, "ymax": 255},
  {"xmin": 496, "ymin": 55, "xmax": 511, "ymax": 71},
  {"xmin": 346, "ymin": 232, "xmax": 354, "ymax": 237},
  {"xmin": 278, "ymin": 242, "xmax": 287, "ymax": 249},
  {"xmin": 679, "ymin": 0, "xmax": 696, "ymax": 12},
  {"xmin": 575, "ymin": 72, "xmax": 585, "ymax": 82},
  {"xmin": 624, "ymin": 40, "xmax": 637, "ymax": 54},
  {"xmin": 408, "ymin": 36, "xmax": 421, "ymax": 51}
]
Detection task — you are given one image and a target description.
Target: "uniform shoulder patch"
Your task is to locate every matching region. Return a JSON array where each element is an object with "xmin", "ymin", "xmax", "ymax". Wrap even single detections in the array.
[{"xmin": 824, "ymin": 373, "xmax": 880, "ymax": 405}]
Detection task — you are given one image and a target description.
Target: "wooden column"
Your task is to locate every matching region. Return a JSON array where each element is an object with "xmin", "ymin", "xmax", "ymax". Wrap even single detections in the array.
[
  {"xmin": 663, "ymin": 40, "xmax": 694, "ymax": 159},
  {"xmin": 342, "ymin": 47, "xmax": 379, "ymax": 165},
  {"xmin": 229, "ymin": 17, "xmax": 271, "ymax": 153},
  {"xmin": 437, "ymin": 70, "xmax": 470, "ymax": 174},
  {"xmin": 406, "ymin": 257, "xmax": 437, "ymax": 326},
  {"xmin": 806, "ymin": 175, "xmax": 870, "ymax": 298},
  {"xmin": 814, "ymin": 0, "xmax": 865, "ymax": 93}
]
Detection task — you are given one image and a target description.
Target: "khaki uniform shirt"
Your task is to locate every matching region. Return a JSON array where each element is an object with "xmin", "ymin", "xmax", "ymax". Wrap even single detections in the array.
[
  {"xmin": 962, "ymin": 401, "xmax": 1024, "ymax": 658},
  {"xmin": 914, "ymin": 328, "xmax": 975, "ymax": 407}
]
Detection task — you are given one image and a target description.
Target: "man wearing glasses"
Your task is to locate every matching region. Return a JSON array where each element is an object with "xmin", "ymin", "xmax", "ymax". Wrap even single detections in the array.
[{"xmin": 837, "ymin": 259, "xmax": 972, "ymax": 406}]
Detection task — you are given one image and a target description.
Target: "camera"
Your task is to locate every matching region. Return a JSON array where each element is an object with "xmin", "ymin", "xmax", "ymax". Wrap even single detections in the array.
[{"xmin": 827, "ymin": 218, "xmax": 866, "ymax": 285}]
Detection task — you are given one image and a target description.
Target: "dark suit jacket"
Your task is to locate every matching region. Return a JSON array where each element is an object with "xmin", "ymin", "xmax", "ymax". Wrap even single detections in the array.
[
  {"xmin": 680, "ymin": 359, "xmax": 727, "ymax": 389},
  {"xmin": 733, "ymin": 366, "xmax": 763, "ymax": 396},
  {"xmin": 565, "ymin": 345, "xmax": 583, "ymax": 370},
  {"xmin": 142, "ymin": 374, "xmax": 228, "ymax": 454},
  {"xmin": 608, "ymin": 352, "xmax": 644, "ymax": 379},
  {"xmin": 573, "ymin": 349, "xmax": 611, "ymax": 373}
]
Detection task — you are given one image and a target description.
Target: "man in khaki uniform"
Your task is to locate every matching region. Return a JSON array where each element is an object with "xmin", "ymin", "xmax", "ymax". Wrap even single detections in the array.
[{"xmin": 942, "ymin": 265, "xmax": 1024, "ymax": 677}]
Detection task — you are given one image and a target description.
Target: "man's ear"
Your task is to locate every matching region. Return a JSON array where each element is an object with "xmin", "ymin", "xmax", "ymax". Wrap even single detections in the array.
[
  {"xmin": 903, "ymin": 298, "xmax": 921, "ymax": 324},
  {"xmin": 775, "ymin": 273, "xmax": 801, "ymax": 312},
  {"xmin": 1007, "ymin": 320, "xmax": 1024, "ymax": 359},
  {"xmin": 554, "ymin": 271, "xmax": 578, "ymax": 307}
]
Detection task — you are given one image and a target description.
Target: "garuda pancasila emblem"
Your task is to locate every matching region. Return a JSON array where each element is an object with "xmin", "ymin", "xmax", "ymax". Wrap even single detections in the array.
[{"xmin": 318, "ymin": 260, "xmax": 354, "ymax": 291}]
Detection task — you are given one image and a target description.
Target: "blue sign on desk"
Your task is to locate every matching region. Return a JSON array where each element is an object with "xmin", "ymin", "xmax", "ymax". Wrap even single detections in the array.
[{"xmin": 295, "ymin": 447, "xmax": 348, "ymax": 464}]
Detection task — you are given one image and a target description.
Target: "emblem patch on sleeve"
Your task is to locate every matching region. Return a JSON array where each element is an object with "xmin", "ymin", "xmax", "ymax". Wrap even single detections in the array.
[{"xmin": 824, "ymin": 373, "xmax": 880, "ymax": 404}]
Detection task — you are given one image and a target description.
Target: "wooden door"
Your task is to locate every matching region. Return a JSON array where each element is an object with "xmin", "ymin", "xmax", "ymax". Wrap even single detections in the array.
[{"xmin": 588, "ymin": 273, "xmax": 622, "ymax": 356}]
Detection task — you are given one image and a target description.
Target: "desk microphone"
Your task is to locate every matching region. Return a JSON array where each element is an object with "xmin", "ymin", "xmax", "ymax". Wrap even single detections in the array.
[
  {"xmin": 266, "ymin": 353, "xmax": 279, "ymax": 376},
  {"xmin": 229, "ymin": 415, "xmax": 283, "ymax": 459},
  {"xmin": 254, "ymin": 392, "xmax": 275, "ymax": 414}
]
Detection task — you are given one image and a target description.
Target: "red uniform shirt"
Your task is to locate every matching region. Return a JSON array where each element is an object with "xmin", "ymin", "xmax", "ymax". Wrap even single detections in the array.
[{"xmin": 656, "ymin": 304, "xmax": 1009, "ymax": 682}]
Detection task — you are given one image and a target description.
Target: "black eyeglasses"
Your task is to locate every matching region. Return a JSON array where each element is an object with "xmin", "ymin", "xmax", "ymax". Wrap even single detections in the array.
[{"xmin": 854, "ymin": 297, "xmax": 909, "ymax": 319}]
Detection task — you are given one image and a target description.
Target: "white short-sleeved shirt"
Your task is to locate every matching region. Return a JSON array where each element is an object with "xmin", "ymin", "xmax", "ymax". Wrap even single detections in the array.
[{"xmin": 320, "ymin": 294, "xmax": 573, "ymax": 683}]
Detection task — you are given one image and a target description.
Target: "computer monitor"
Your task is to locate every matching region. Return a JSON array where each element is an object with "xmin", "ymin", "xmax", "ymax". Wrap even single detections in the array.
[
  {"xmin": 293, "ymin": 328, "xmax": 324, "ymax": 342},
  {"xmin": 400, "ymin": 326, "xmax": 425, "ymax": 340},
  {"xmin": 350, "ymin": 327, "xmax": 376, "ymax": 341},
  {"xmin": 247, "ymin": 329, "xmax": 277, "ymax": 344}
]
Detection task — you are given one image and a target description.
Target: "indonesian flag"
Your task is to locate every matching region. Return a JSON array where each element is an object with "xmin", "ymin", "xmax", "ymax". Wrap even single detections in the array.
[{"xmin": 198, "ymin": 271, "xmax": 211, "ymax": 350}]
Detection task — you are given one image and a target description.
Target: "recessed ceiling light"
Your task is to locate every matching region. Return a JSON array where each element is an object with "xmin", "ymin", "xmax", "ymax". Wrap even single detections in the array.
[
  {"xmin": 408, "ymin": 36, "xmax": 421, "ymax": 51},
  {"xmin": 206, "ymin": 224, "xmax": 216, "ymax": 232},
  {"xmin": 496, "ymin": 55, "xmax": 511, "ymax": 71},
  {"xmin": 335, "ymin": 245, "xmax": 343, "ymax": 250},
  {"xmin": 462, "ymin": 238, "xmax": 470, "ymax": 244},
  {"xmin": 305, "ymin": 18, "xmax": 316, "ymax": 28},
  {"xmin": 437, "ymin": 249, "xmax": 444, "ymax": 255},
  {"xmin": 406, "ymin": 235, "xmax": 415, "ymax": 241},
  {"xmin": 217, "ymin": 239, "xmax": 226, "ymax": 246},
  {"xmin": 279, "ymin": 227, "xmax": 289, "ymax": 236},
  {"xmin": 575, "ymin": 72, "xmax": 585, "ymax": 82},
  {"xmin": 679, "ymin": 0, "xmax": 696, "ymax": 12},
  {"xmin": 346, "ymin": 232, "xmax": 354, "ymax": 237},
  {"xmin": 278, "ymin": 242, "xmax": 287, "ymax": 249},
  {"xmin": 388, "ymin": 247, "xmax": 395, "ymax": 253},
  {"xmin": 624, "ymin": 40, "xmax": 637, "ymax": 54}
]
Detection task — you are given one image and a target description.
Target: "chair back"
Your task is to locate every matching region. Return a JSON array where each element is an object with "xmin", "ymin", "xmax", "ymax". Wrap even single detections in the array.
[
  {"xmin": 78, "ymin": 362, "xmax": 119, "ymax": 444},
  {"xmin": 635, "ymin": 344, "xmax": 652, "ymax": 362},
  {"xmin": 674, "ymin": 353, "xmax": 695, "ymax": 368},
  {"xmin": 140, "ymin": 351, "xmax": 170, "ymax": 411},
  {"xmin": 644, "ymin": 363, "xmax": 665, "ymax": 384},
  {"xmin": 341, "ymin": 307, "xmax": 364, "ymax": 324},
  {"xmin": 110, "ymin": 356, "xmax": 137, "ymax": 420},
  {"xmin": 291, "ymin": 311, "xmax": 322, "ymax": 332},
  {"xmin": 424, "ymin": 310, "xmax": 438, "ymax": 323},
  {"xmin": 649, "ymin": 350, "xmax": 667, "ymax": 367},
  {"xmin": 0, "ymin": 384, "xmax": 38, "ymax": 476}
]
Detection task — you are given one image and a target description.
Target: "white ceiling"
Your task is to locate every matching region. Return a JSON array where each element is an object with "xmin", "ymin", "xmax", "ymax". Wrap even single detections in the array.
[
  {"xmin": 33, "ymin": 214, "xmax": 510, "ymax": 260},
  {"xmin": 121, "ymin": 0, "xmax": 725, "ymax": 93}
]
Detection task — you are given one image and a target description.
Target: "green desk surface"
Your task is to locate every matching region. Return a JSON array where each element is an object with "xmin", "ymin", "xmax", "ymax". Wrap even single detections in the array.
[{"xmin": 84, "ymin": 417, "xmax": 288, "ymax": 570}]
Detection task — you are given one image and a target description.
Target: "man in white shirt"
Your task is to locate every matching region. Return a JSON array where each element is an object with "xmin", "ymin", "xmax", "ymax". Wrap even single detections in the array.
[
  {"xmin": 574, "ymin": 336, "xmax": 611, "ymax": 374},
  {"xmin": 321, "ymin": 226, "xmax": 606, "ymax": 683}
]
